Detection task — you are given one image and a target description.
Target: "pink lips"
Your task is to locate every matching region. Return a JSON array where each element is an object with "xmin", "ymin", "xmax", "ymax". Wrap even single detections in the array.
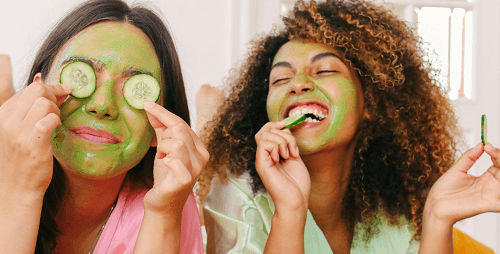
[{"xmin": 71, "ymin": 126, "xmax": 123, "ymax": 144}]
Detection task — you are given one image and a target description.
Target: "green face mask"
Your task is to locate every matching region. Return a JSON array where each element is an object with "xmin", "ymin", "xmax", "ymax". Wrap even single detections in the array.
[
  {"xmin": 49, "ymin": 23, "xmax": 161, "ymax": 177},
  {"xmin": 267, "ymin": 41, "xmax": 364, "ymax": 154}
]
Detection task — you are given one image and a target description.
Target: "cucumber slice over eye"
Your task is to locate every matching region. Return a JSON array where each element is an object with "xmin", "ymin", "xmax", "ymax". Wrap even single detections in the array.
[
  {"xmin": 481, "ymin": 114, "xmax": 487, "ymax": 145},
  {"xmin": 281, "ymin": 114, "xmax": 306, "ymax": 129},
  {"xmin": 60, "ymin": 61, "xmax": 96, "ymax": 99},
  {"xmin": 123, "ymin": 74, "xmax": 161, "ymax": 110}
]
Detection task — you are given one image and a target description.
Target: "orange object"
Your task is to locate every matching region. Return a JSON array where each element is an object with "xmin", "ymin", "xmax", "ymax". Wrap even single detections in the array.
[{"xmin": 453, "ymin": 228, "xmax": 495, "ymax": 254}]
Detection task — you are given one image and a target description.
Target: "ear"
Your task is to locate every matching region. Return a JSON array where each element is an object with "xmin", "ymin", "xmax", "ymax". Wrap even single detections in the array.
[
  {"xmin": 151, "ymin": 135, "xmax": 158, "ymax": 147},
  {"xmin": 33, "ymin": 73, "xmax": 43, "ymax": 83}
]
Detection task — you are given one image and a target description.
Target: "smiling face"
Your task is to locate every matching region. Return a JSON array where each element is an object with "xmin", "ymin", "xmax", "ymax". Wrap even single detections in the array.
[
  {"xmin": 46, "ymin": 21, "xmax": 161, "ymax": 178},
  {"xmin": 267, "ymin": 41, "xmax": 364, "ymax": 154}
]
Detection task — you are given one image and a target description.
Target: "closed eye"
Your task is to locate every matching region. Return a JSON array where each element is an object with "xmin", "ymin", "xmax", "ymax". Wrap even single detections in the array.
[
  {"xmin": 317, "ymin": 70, "xmax": 337, "ymax": 74},
  {"xmin": 272, "ymin": 77, "xmax": 291, "ymax": 85}
]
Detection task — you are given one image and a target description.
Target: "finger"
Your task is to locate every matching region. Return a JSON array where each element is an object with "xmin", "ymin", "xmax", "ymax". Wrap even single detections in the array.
[
  {"xmin": 484, "ymin": 143, "xmax": 500, "ymax": 168},
  {"xmin": 30, "ymin": 113, "xmax": 60, "ymax": 155},
  {"xmin": 486, "ymin": 166, "xmax": 500, "ymax": 181},
  {"xmin": 450, "ymin": 142, "xmax": 484, "ymax": 173},
  {"xmin": 255, "ymin": 121, "xmax": 287, "ymax": 142},
  {"xmin": 161, "ymin": 157, "xmax": 193, "ymax": 188},
  {"xmin": 24, "ymin": 97, "xmax": 61, "ymax": 128},
  {"xmin": 157, "ymin": 139, "xmax": 193, "ymax": 174},
  {"xmin": 16, "ymin": 83, "xmax": 71, "ymax": 117},
  {"xmin": 271, "ymin": 128, "xmax": 300, "ymax": 158},
  {"xmin": 143, "ymin": 100, "xmax": 183, "ymax": 131},
  {"xmin": 261, "ymin": 130, "xmax": 290, "ymax": 160},
  {"xmin": 256, "ymin": 139, "xmax": 281, "ymax": 165}
]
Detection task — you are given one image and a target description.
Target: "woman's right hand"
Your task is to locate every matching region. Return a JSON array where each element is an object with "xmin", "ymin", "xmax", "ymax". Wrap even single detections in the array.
[
  {"xmin": 254, "ymin": 122, "xmax": 311, "ymax": 215},
  {"xmin": 0, "ymin": 82, "xmax": 72, "ymax": 197}
]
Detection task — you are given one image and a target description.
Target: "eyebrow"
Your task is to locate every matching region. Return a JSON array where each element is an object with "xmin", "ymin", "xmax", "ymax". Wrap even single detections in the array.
[
  {"xmin": 271, "ymin": 52, "xmax": 342, "ymax": 71},
  {"xmin": 311, "ymin": 52, "xmax": 342, "ymax": 63},
  {"xmin": 122, "ymin": 67, "xmax": 155, "ymax": 79},
  {"xmin": 61, "ymin": 56, "xmax": 104, "ymax": 72},
  {"xmin": 61, "ymin": 56, "xmax": 155, "ymax": 78},
  {"xmin": 271, "ymin": 61, "xmax": 292, "ymax": 71}
]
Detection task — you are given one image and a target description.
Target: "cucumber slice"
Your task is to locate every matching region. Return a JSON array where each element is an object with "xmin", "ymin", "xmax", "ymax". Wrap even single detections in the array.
[
  {"xmin": 481, "ymin": 114, "xmax": 487, "ymax": 145},
  {"xmin": 281, "ymin": 114, "xmax": 306, "ymax": 129},
  {"xmin": 123, "ymin": 74, "xmax": 161, "ymax": 110},
  {"xmin": 60, "ymin": 61, "xmax": 96, "ymax": 99}
]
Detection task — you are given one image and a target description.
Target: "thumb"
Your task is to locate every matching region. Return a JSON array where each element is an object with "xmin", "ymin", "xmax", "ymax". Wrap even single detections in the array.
[
  {"xmin": 31, "ymin": 113, "xmax": 60, "ymax": 156},
  {"xmin": 450, "ymin": 142, "xmax": 484, "ymax": 174}
]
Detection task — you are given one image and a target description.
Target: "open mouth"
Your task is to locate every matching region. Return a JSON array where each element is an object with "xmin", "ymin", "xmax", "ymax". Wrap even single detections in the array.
[{"xmin": 287, "ymin": 103, "xmax": 328, "ymax": 123}]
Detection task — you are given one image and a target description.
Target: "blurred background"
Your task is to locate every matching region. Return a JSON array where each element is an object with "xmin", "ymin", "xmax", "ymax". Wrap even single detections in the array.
[{"xmin": 1, "ymin": 0, "xmax": 498, "ymax": 251}]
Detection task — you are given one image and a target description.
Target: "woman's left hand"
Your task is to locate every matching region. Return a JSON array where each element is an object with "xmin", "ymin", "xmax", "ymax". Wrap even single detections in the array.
[
  {"xmin": 424, "ymin": 142, "xmax": 500, "ymax": 227},
  {"xmin": 142, "ymin": 101, "xmax": 209, "ymax": 218}
]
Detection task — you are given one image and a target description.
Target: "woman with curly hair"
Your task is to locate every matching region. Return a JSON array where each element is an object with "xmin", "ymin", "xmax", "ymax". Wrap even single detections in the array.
[{"xmin": 196, "ymin": 0, "xmax": 500, "ymax": 253}]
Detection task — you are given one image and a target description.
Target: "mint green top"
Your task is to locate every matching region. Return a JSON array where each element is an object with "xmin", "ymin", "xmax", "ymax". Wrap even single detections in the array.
[{"xmin": 204, "ymin": 174, "xmax": 420, "ymax": 254}]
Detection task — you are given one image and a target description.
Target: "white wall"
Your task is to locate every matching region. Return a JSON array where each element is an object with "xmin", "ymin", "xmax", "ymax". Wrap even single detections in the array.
[{"xmin": 0, "ymin": 0, "xmax": 237, "ymax": 130}]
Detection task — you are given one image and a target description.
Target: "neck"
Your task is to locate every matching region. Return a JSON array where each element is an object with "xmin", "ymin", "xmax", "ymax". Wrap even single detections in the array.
[
  {"xmin": 56, "ymin": 170, "xmax": 126, "ymax": 228},
  {"xmin": 301, "ymin": 139, "xmax": 357, "ymax": 253}
]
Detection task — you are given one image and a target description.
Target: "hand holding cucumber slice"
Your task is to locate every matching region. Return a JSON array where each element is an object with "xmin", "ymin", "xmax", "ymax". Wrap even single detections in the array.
[
  {"xmin": 281, "ymin": 114, "xmax": 306, "ymax": 129},
  {"xmin": 481, "ymin": 114, "xmax": 487, "ymax": 145},
  {"xmin": 60, "ymin": 61, "xmax": 96, "ymax": 99},
  {"xmin": 123, "ymin": 74, "xmax": 161, "ymax": 110}
]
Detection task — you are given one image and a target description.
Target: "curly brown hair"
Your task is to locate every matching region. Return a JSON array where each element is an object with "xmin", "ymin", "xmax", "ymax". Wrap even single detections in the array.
[{"xmin": 197, "ymin": 0, "xmax": 462, "ymax": 242}]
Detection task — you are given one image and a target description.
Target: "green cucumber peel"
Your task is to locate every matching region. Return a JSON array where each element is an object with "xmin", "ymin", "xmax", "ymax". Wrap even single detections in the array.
[
  {"xmin": 123, "ymin": 74, "xmax": 161, "ymax": 110},
  {"xmin": 481, "ymin": 114, "xmax": 487, "ymax": 145},
  {"xmin": 60, "ymin": 61, "xmax": 96, "ymax": 99},
  {"xmin": 282, "ymin": 114, "xmax": 306, "ymax": 129}
]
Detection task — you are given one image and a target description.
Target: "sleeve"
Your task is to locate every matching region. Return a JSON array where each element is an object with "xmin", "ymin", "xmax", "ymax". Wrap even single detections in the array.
[
  {"xmin": 203, "ymin": 176, "xmax": 274, "ymax": 254},
  {"xmin": 180, "ymin": 192, "xmax": 204, "ymax": 254}
]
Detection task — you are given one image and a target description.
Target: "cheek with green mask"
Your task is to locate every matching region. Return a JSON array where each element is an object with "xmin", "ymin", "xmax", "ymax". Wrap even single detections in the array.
[{"xmin": 51, "ymin": 80, "xmax": 155, "ymax": 177}]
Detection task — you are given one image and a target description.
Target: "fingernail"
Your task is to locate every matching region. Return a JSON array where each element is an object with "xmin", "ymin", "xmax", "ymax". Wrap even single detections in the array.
[
  {"xmin": 486, "ymin": 143, "xmax": 495, "ymax": 150},
  {"xmin": 143, "ymin": 100, "xmax": 154, "ymax": 109},
  {"xmin": 61, "ymin": 84, "xmax": 72, "ymax": 93},
  {"xmin": 286, "ymin": 148, "xmax": 290, "ymax": 157},
  {"xmin": 296, "ymin": 147, "xmax": 300, "ymax": 156}
]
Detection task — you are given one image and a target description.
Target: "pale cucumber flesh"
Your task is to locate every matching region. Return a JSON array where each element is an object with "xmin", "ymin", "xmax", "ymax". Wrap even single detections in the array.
[
  {"xmin": 60, "ymin": 61, "xmax": 96, "ymax": 99},
  {"xmin": 122, "ymin": 74, "xmax": 161, "ymax": 110},
  {"xmin": 282, "ymin": 114, "xmax": 306, "ymax": 129}
]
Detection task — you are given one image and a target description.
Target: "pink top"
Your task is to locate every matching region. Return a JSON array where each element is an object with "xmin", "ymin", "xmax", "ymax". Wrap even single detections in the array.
[{"xmin": 93, "ymin": 186, "xmax": 203, "ymax": 254}]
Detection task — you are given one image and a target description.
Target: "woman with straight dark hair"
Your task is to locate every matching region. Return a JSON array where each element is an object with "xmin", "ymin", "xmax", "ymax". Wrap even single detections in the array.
[{"xmin": 0, "ymin": 0, "xmax": 207, "ymax": 253}]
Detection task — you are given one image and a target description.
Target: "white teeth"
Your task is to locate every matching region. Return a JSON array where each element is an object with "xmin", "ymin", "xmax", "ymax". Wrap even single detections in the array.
[{"xmin": 288, "ymin": 105, "xmax": 328, "ymax": 120}]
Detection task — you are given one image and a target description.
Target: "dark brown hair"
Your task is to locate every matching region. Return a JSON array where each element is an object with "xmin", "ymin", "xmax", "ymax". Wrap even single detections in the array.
[
  {"xmin": 25, "ymin": 0, "xmax": 189, "ymax": 252},
  {"xmin": 197, "ymin": 0, "xmax": 462, "ymax": 243}
]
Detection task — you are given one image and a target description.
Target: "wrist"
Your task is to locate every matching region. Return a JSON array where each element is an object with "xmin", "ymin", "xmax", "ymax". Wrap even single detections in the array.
[{"xmin": 272, "ymin": 209, "xmax": 307, "ymax": 232}]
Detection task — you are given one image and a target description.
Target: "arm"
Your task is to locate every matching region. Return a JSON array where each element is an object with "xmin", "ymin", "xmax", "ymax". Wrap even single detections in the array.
[
  {"xmin": 419, "ymin": 142, "xmax": 500, "ymax": 254},
  {"xmin": 254, "ymin": 122, "xmax": 310, "ymax": 254},
  {"xmin": 134, "ymin": 101, "xmax": 208, "ymax": 254},
  {"xmin": 0, "ymin": 55, "xmax": 16, "ymax": 106},
  {"xmin": 195, "ymin": 84, "xmax": 225, "ymax": 135},
  {"xmin": 0, "ymin": 82, "xmax": 72, "ymax": 253}
]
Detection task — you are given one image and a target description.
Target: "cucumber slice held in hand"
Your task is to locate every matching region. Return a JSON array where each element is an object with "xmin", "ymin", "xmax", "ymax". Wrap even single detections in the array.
[
  {"xmin": 60, "ymin": 61, "xmax": 96, "ymax": 99},
  {"xmin": 123, "ymin": 74, "xmax": 161, "ymax": 110},
  {"xmin": 481, "ymin": 114, "xmax": 487, "ymax": 145},
  {"xmin": 281, "ymin": 114, "xmax": 306, "ymax": 129}
]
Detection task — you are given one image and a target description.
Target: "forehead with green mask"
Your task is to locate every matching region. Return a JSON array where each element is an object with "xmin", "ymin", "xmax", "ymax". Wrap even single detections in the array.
[
  {"xmin": 266, "ymin": 41, "xmax": 364, "ymax": 154},
  {"xmin": 49, "ymin": 22, "xmax": 161, "ymax": 177}
]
